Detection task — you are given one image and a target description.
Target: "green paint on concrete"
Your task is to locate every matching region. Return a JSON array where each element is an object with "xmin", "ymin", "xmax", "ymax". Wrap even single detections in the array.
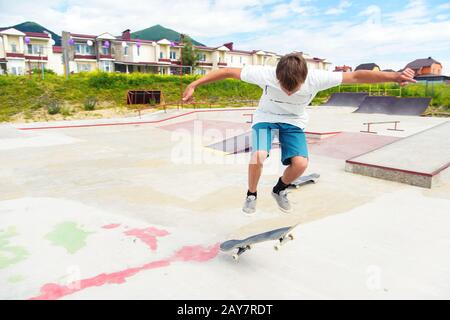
[
  {"xmin": 8, "ymin": 275, "xmax": 25, "ymax": 283},
  {"xmin": 0, "ymin": 226, "xmax": 29, "ymax": 269},
  {"xmin": 45, "ymin": 222, "xmax": 93, "ymax": 254}
]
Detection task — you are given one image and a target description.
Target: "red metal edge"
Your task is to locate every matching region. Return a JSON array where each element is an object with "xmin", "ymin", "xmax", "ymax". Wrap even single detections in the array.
[{"xmin": 17, "ymin": 108, "xmax": 257, "ymax": 130}]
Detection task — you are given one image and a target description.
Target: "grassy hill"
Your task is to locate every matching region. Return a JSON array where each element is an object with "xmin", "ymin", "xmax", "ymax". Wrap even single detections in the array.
[
  {"xmin": 0, "ymin": 72, "xmax": 261, "ymax": 122},
  {"xmin": 131, "ymin": 25, "xmax": 205, "ymax": 46},
  {"xmin": 0, "ymin": 72, "xmax": 448, "ymax": 122}
]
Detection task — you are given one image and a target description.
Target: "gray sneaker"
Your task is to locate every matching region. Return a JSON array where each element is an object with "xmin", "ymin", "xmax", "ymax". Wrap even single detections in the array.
[
  {"xmin": 271, "ymin": 190, "xmax": 292, "ymax": 213},
  {"xmin": 242, "ymin": 195, "xmax": 257, "ymax": 215}
]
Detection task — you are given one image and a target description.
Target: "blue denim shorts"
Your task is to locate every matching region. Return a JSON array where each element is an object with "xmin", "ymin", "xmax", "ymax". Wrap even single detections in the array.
[{"xmin": 252, "ymin": 122, "xmax": 309, "ymax": 165}]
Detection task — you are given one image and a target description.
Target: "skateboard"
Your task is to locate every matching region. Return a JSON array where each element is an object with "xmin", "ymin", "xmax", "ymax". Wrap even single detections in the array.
[
  {"xmin": 289, "ymin": 173, "xmax": 320, "ymax": 189},
  {"xmin": 220, "ymin": 224, "xmax": 298, "ymax": 261}
]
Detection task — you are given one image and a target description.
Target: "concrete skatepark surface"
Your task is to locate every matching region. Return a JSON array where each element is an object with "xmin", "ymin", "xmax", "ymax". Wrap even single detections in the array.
[{"xmin": 1, "ymin": 106, "xmax": 449, "ymax": 300}]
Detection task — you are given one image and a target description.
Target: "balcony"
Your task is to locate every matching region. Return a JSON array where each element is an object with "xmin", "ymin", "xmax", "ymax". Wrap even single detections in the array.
[
  {"xmin": 158, "ymin": 58, "xmax": 171, "ymax": 63},
  {"xmin": 218, "ymin": 62, "xmax": 228, "ymax": 67},
  {"xmin": 6, "ymin": 52, "xmax": 25, "ymax": 58},
  {"xmin": 197, "ymin": 62, "xmax": 213, "ymax": 67},
  {"xmin": 99, "ymin": 54, "xmax": 113, "ymax": 59},
  {"xmin": 74, "ymin": 54, "xmax": 97, "ymax": 60},
  {"xmin": 25, "ymin": 55, "xmax": 48, "ymax": 61}
]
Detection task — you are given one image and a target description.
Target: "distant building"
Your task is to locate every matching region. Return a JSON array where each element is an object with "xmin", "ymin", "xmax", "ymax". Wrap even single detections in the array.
[
  {"xmin": 414, "ymin": 74, "xmax": 450, "ymax": 83},
  {"xmin": 404, "ymin": 57, "xmax": 442, "ymax": 76},
  {"xmin": 383, "ymin": 69, "xmax": 395, "ymax": 72},
  {"xmin": 334, "ymin": 65, "xmax": 352, "ymax": 72},
  {"xmin": 355, "ymin": 63, "xmax": 380, "ymax": 71},
  {"xmin": 0, "ymin": 26, "xmax": 333, "ymax": 75}
]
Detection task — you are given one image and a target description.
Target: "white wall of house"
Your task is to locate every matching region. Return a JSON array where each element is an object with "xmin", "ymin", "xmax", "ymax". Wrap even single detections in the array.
[
  {"xmin": 7, "ymin": 59, "xmax": 25, "ymax": 75},
  {"xmin": 48, "ymin": 52, "xmax": 64, "ymax": 75},
  {"xmin": 0, "ymin": 37, "xmax": 5, "ymax": 58},
  {"xmin": 134, "ymin": 43, "xmax": 157, "ymax": 63},
  {"xmin": 227, "ymin": 53, "xmax": 250, "ymax": 68}
]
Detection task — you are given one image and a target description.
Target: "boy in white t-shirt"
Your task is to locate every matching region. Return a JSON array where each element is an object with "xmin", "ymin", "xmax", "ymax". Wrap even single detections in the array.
[{"xmin": 183, "ymin": 53, "xmax": 416, "ymax": 214}]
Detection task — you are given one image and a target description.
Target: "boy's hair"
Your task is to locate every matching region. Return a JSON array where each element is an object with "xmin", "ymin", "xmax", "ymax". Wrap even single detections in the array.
[{"xmin": 276, "ymin": 53, "xmax": 308, "ymax": 92}]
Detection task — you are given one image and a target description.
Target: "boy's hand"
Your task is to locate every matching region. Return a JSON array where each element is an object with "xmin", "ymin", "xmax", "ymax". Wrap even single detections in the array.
[
  {"xmin": 182, "ymin": 84, "xmax": 196, "ymax": 102},
  {"xmin": 397, "ymin": 68, "xmax": 417, "ymax": 87}
]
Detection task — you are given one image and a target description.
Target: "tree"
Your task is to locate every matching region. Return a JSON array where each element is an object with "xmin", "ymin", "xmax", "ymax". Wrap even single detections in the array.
[{"xmin": 180, "ymin": 35, "xmax": 198, "ymax": 75}]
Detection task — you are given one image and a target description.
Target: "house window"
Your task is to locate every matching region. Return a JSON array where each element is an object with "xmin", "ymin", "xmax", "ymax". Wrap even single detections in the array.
[
  {"xmin": 27, "ymin": 44, "xmax": 44, "ymax": 55},
  {"xmin": 124, "ymin": 46, "xmax": 128, "ymax": 56},
  {"xmin": 100, "ymin": 61, "xmax": 113, "ymax": 72},
  {"xmin": 160, "ymin": 52, "xmax": 164, "ymax": 59},
  {"xmin": 170, "ymin": 51, "xmax": 176, "ymax": 59},
  {"xmin": 76, "ymin": 43, "xmax": 94, "ymax": 55},
  {"xmin": 195, "ymin": 69, "xmax": 206, "ymax": 75},
  {"xmin": 240, "ymin": 57, "xmax": 243, "ymax": 64},
  {"xmin": 197, "ymin": 53, "xmax": 206, "ymax": 62},
  {"xmin": 101, "ymin": 47, "xmax": 110, "ymax": 55},
  {"xmin": 10, "ymin": 66, "xmax": 23, "ymax": 75},
  {"xmin": 77, "ymin": 63, "xmax": 91, "ymax": 72},
  {"xmin": 137, "ymin": 46, "xmax": 140, "ymax": 56},
  {"xmin": 230, "ymin": 56, "xmax": 233, "ymax": 63},
  {"xmin": 11, "ymin": 44, "xmax": 17, "ymax": 53}
]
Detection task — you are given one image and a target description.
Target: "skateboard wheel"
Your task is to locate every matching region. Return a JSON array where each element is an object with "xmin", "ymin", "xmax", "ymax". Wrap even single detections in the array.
[
  {"xmin": 232, "ymin": 254, "xmax": 239, "ymax": 261},
  {"xmin": 288, "ymin": 234, "xmax": 294, "ymax": 241},
  {"xmin": 246, "ymin": 245, "xmax": 252, "ymax": 250},
  {"xmin": 274, "ymin": 244, "xmax": 280, "ymax": 251}
]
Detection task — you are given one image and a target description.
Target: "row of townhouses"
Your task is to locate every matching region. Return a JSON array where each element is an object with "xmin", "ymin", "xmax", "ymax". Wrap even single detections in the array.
[{"xmin": 0, "ymin": 28, "xmax": 332, "ymax": 76}]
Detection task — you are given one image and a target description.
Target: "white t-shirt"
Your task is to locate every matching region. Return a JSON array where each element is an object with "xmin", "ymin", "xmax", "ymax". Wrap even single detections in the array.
[{"xmin": 240, "ymin": 65, "xmax": 343, "ymax": 129}]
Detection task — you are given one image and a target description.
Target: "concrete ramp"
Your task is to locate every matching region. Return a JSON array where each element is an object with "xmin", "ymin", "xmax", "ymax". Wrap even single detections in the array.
[
  {"xmin": 323, "ymin": 92, "xmax": 369, "ymax": 107},
  {"xmin": 206, "ymin": 131, "xmax": 253, "ymax": 154},
  {"xmin": 345, "ymin": 121, "xmax": 450, "ymax": 188},
  {"xmin": 354, "ymin": 96, "xmax": 431, "ymax": 116}
]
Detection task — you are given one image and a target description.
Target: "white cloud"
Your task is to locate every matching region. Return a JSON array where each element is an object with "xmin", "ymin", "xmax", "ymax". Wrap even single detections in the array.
[
  {"xmin": 268, "ymin": 0, "xmax": 313, "ymax": 20},
  {"xmin": 0, "ymin": 0, "xmax": 449, "ymax": 74},
  {"xmin": 325, "ymin": 0, "xmax": 351, "ymax": 15},
  {"xmin": 0, "ymin": 0, "xmax": 272, "ymax": 38},
  {"xmin": 385, "ymin": 0, "xmax": 429, "ymax": 24},
  {"xmin": 437, "ymin": 3, "xmax": 450, "ymax": 10}
]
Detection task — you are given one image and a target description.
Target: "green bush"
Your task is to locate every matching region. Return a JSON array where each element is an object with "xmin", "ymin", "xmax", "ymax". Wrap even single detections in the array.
[
  {"xmin": 47, "ymin": 100, "xmax": 61, "ymax": 115},
  {"xmin": 84, "ymin": 96, "xmax": 97, "ymax": 111},
  {"xmin": 31, "ymin": 68, "xmax": 56, "ymax": 75}
]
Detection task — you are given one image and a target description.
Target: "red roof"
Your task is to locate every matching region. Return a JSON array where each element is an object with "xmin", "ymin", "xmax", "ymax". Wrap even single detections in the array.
[
  {"xmin": 71, "ymin": 33, "xmax": 97, "ymax": 39},
  {"xmin": 53, "ymin": 46, "xmax": 63, "ymax": 53},
  {"xmin": 25, "ymin": 32, "xmax": 50, "ymax": 38}
]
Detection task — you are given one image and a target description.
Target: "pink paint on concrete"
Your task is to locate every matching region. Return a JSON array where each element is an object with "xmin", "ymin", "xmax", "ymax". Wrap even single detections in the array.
[
  {"xmin": 29, "ymin": 243, "xmax": 220, "ymax": 300},
  {"xmin": 102, "ymin": 223, "xmax": 121, "ymax": 229},
  {"xmin": 30, "ymin": 260, "xmax": 171, "ymax": 300},
  {"xmin": 124, "ymin": 227, "xmax": 170, "ymax": 251},
  {"xmin": 172, "ymin": 244, "xmax": 221, "ymax": 262},
  {"xmin": 309, "ymin": 132, "xmax": 401, "ymax": 160}
]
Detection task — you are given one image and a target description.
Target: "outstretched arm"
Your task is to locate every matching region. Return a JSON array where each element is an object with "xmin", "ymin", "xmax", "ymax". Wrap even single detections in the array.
[
  {"xmin": 182, "ymin": 68, "xmax": 242, "ymax": 102},
  {"xmin": 342, "ymin": 68, "xmax": 417, "ymax": 87}
]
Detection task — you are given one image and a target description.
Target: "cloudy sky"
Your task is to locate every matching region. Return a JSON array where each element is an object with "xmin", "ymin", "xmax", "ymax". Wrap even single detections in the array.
[{"xmin": 1, "ymin": 0, "xmax": 449, "ymax": 73}]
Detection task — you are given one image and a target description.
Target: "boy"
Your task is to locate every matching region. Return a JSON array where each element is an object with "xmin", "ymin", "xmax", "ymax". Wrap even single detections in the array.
[{"xmin": 182, "ymin": 53, "xmax": 416, "ymax": 214}]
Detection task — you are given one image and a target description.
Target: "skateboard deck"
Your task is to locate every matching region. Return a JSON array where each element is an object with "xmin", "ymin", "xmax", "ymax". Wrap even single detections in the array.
[
  {"xmin": 220, "ymin": 224, "xmax": 298, "ymax": 261},
  {"xmin": 289, "ymin": 173, "xmax": 320, "ymax": 189}
]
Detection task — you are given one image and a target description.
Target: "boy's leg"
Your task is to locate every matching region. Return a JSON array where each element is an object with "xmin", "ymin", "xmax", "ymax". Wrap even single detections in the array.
[
  {"xmin": 243, "ymin": 123, "xmax": 273, "ymax": 214},
  {"xmin": 248, "ymin": 150, "xmax": 269, "ymax": 193},
  {"xmin": 282, "ymin": 156, "xmax": 308, "ymax": 184},
  {"xmin": 271, "ymin": 124, "xmax": 309, "ymax": 213}
]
